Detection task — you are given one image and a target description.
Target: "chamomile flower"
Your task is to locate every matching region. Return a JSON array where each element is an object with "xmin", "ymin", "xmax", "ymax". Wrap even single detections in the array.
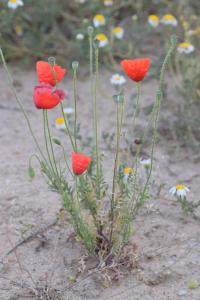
[
  {"xmin": 140, "ymin": 158, "xmax": 151, "ymax": 169},
  {"xmin": 93, "ymin": 14, "xmax": 106, "ymax": 27},
  {"xmin": 63, "ymin": 107, "xmax": 74, "ymax": 115},
  {"xmin": 8, "ymin": 0, "xmax": 23, "ymax": 9},
  {"xmin": 177, "ymin": 42, "xmax": 195, "ymax": 54},
  {"xmin": 76, "ymin": 33, "xmax": 84, "ymax": 40},
  {"xmin": 112, "ymin": 26, "xmax": 124, "ymax": 39},
  {"xmin": 104, "ymin": 0, "xmax": 113, "ymax": 6},
  {"xmin": 95, "ymin": 33, "xmax": 108, "ymax": 47},
  {"xmin": 14, "ymin": 25, "xmax": 23, "ymax": 36},
  {"xmin": 169, "ymin": 184, "xmax": 190, "ymax": 199},
  {"xmin": 161, "ymin": 14, "xmax": 178, "ymax": 26},
  {"xmin": 55, "ymin": 117, "xmax": 66, "ymax": 130},
  {"xmin": 148, "ymin": 15, "xmax": 159, "ymax": 27},
  {"xmin": 123, "ymin": 167, "xmax": 134, "ymax": 181},
  {"xmin": 110, "ymin": 74, "xmax": 126, "ymax": 86}
]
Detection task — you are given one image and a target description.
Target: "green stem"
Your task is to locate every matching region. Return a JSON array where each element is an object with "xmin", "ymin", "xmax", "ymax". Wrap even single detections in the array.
[
  {"xmin": 0, "ymin": 47, "xmax": 48, "ymax": 165},
  {"xmin": 60, "ymin": 145, "xmax": 74, "ymax": 178},
  {"xmin": 132, "ymin": 82, "xmax": 141, "ymax": 128},
  {"xmin": 43, "ymin": 110, "xmax": 56, "ymax": 176},
  {"xmin": 109, "ymin": 100, "xmax": 124, "ymax": 245},
  {"xmin": 137, "ymin": 36, "xmax": 177, "ymax": 210},
  {"xmin": 93, "ymin": 47, "xmax": 100, "ymax": 199},
  {"xmin": 73, "ymin": 67, "xmax": 78, "ymax": 151},
  {"xmin": 44, "ymin": 109, "xmax": 59, "ymax": 178},
  {"xmin": 60, "ymin": 102, "xmax": 76, "ymax": 151}
]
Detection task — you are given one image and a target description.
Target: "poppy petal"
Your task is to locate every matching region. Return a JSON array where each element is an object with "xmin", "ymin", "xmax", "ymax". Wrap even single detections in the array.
[
  {"xmin": 72, "ymin": 152, "xmax": 91, "ymax": 175},
  {"xmin": 36, "ymin": 61, "xmax": 66, "ymax": 86},
  {"xmin": 121, "ymin": 58, "xmax": 151, "ymax": 82}
]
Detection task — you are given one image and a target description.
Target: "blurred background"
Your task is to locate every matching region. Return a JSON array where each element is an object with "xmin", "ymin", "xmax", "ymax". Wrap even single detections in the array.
[{"xmin": 1, "ymin": 0, "xmax": 200, "ymax": 148}]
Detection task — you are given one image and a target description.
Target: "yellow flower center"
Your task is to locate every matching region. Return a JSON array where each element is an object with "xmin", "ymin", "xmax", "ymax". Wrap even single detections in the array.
[
  {"xmin": 148, "ymin": 15, "xmax": 159, "ymax": 22},
  {"xmin": 14, "ymin": 25, "xmax": 22, "ymax": 33},
  {"xmin": 175, "ymin": 184, "xmax": 186, "ymax": 190},
  {"xmin": 9, "ymin": 0, "xmax": 17, "ymax": 3},
  {"xmin": 94, "ymin": 14, "xmax": 105, "ymax": 22},
  {"xmin": 55, "ymin": 117, "xmax": 65, "ymax": 125},
  {"xmin": 95, "ymin": 33, "xmax": 107, "ymax": 41},
  {"xmin": 162, "ymin": 14, "xmax": 176, "ymax": 21},
  {"xmin": 124, "ymin": 167, "xmax": 134, "ymax": 175},
  {"xmin": 179, "ymin": 42, "xmax": 191, "ymax": 49},
  {"xmin": 114, "ymin": 75, "xmax": 121, "ymax": 80},
  {"xmin": 112, "ymin": 27, "xmax": 123, "ymax": 33}
]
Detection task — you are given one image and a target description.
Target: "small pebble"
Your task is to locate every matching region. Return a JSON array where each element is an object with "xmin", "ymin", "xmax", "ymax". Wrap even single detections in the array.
[{"xmin": 177, "ymin": 289, "xmax": 188, "ymax": 296}]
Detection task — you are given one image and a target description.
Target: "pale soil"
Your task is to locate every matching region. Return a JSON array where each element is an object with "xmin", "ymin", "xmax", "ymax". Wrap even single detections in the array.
[{"xmin": 0, "ymin": 66, "xmax": 200, "ymax": 300}]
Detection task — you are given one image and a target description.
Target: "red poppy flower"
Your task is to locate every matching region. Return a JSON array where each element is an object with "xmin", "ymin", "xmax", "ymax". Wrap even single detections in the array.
[
  {"xmin": 121, "ymin": 58, "xmax": 151, "ymax": 82},
  {"xmin": 36, "ymin": 61, "xmax": 66, "ymax": 86},
  {"xmin": 72, "ymin": 152, "xmax": 92, "ymax": 176},
  {"xmin": 33, "ymin": 84, "xmax": 65, "ymax": 109}
]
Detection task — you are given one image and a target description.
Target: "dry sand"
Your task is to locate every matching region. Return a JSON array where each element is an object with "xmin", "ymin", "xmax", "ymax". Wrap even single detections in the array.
[{"xmin": 0, "ymin": 66, "xmax": 200, "ymax": 299}]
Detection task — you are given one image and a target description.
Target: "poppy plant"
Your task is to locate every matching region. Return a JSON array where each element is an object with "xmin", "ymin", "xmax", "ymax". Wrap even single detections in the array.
[
  {"xmin": 33, "ymin": 84, "xmax": 65, "ymax": 109},
  {"xmin": 121, "ymin": 58, "xmax": 151, "ymax": 82},
  {"xmin": 36, "ymin": 61, "xmax": 66, "ymax": 86},
  {"xmin": 72, "ymin": 152, "xmax": 92, "ymax": 175}
]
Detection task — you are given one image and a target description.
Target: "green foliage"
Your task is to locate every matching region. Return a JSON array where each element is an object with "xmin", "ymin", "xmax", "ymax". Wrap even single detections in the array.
[{"xmin": 177, "ymin": 196, "xmax": 200, "ymax": 216}]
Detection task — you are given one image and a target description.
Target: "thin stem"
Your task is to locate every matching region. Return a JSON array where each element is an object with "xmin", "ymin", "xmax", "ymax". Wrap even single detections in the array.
[
  {"xmin": 0, "ymin": 47, "xmax": 48, "ymax": 165},
  {"xmin": 109, "ymin": 100, "xmax": 124, "ymax": 245},
  {"xmin": 73, "ymin": 67, "xmax": 78, "ymax": 151},
  {"xmin": 45, "ymin": 109, "xmax": 59, "ymax": 178},
  {"xmin": 93, "ymin": 47, "xmax": 100, "ymax": 199},
  {"xmin": 132, "ymin": 82, "xmax": 141, "ymax": 128},
  {"xmin": 60, "ymin": 145, "xmax": 74, "ymax": 178},
  {"xmin": 137, "ymin": 36, "xmax": 177, "ymax": 209},
  {"xmin": 43, "ymin": 110, "xmax": 56, "ymax": 176},
  {"xmin": 60, "ymin": 102, "xmax": 76, "ymax": 151}
]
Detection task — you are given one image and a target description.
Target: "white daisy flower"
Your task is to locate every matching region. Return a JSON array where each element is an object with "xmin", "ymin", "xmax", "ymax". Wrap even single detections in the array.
[
  {"xmin": 161, "ymin": 14, "xmax": 178, "ymax": 26},
  {"xmin": 63, "ymin": 107, "xmax": 74, "ymax": 115},
  {"xmin": 95, "ymin": 33, "xmax": 109, "ymax": 47},
  {"xmin": 93, "ymin": 14, "xmax": 106, "ymax": 27},
  {"xmin": 140, "ymin": 158, "xmax": 151, "ymax": 168},
  {"xmin": 110, "ymin": 73, "xmax": 126, "ymax": 86},
  {"xmin": 76, "ymin": 33, "xmax": 84, "ymax": 41},
  {"xmin": 104, "ymin": 0, "xmax": 113, "ymax": 6},
  {"xmin": 169, "ymin": 184, "xmax": 190, "ymax": 199},
  {"xmin": 112, "ymin": 27, "xmax": 124, "ymax": 39},
  {"xmin": 177, "ymin": 42, "xmax": 195, "ymax": 54},
  {"xmin": 8, "ymin": 0, "xmax": 23, "ymax": 9},
  {"xmin": 148, "ymin": 15, "xmax": 159, "ymax": 28},
  {"xmin": 55, "ymin": 117, "xmax": 66, "ymax": 130}
]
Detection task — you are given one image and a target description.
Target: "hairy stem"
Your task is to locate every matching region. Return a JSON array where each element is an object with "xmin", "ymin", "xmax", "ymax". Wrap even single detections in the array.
[
  {"xmin": 60, "ymin": 102, "xmax": 76, "ymax": 151},
  {"xmin": 109, "ymin": 100, "xmax": 124, "ymax": 246},
  {"xmin": 136, "ymin": 36, "xmax": 177, "ymax": 210},
  {"xmin": 44, "ymin": 109, "xmax": 59, "ymax": 178}
]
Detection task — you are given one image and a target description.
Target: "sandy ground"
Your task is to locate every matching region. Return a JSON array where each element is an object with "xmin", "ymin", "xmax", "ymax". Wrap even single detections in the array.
[{"xmin": 0, "ymin": 65, "xmax": 200, "ymax": 300}]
